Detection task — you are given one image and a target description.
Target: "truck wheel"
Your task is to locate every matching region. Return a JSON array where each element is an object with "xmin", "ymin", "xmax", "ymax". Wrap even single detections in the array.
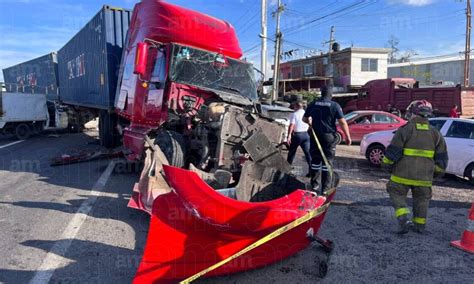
[
  {"xmin": 15, "ymin": 123, "xmax": 31, "ymax": 140},
  {"xmin": 465, "ymin": 163, "xmax": 474, "ymax": 184},
  {"xmin": 154, "ymin": 130, "xmax": 186, "ymax": 168},
  {"xmin": 367, "ymin": 145, "xmax": 385, "ymax": 166},
  {"xmin": 67, "ymin": 109, "xmax": 82, "ymax": 133},
  {"xmin": 99, "ymin": 111, "xmax": 119, "ymax": 148}
]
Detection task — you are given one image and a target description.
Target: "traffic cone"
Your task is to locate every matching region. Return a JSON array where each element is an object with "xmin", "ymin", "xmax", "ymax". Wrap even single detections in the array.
[{"xmin": 450, "ymin": 203, "xmax": 474, "ymax": 254}]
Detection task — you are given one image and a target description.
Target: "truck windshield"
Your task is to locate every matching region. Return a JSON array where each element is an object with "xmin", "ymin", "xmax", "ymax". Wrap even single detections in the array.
[{"xmin": 169, "ymin": 44, "xmax": 258, "ymax": 102}]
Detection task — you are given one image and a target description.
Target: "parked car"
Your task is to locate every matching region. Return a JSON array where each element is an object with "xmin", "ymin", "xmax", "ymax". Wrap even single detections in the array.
[
  {"xmin": 360, "ymin": 118, "xmax": 474, "ymax": 183},
  {"xmin": 336, "ymin": 110, "xmax": 406, "ymax": 144},
  {"xmin": 259, "ymin": 104, "xmax": 293, "ymax": 143}
]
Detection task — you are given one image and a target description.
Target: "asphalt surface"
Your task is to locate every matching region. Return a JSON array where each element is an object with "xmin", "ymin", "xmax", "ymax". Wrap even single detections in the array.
[
  {"xmin": 0, "ymin": 130, "xmax": 147, "ymax": 283},
  {"xmin": 0, "ymin": 132, "xmax": 472, "ymax": 283}
]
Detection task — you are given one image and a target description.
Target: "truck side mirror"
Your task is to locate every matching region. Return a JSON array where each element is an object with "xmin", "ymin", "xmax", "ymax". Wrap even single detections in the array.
[{"xmin": 134, "ymin": 42, "xmax": 149, "ymax": 77}]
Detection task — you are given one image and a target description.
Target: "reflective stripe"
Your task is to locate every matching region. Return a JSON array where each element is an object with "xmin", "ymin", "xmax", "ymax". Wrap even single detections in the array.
[
  {"xmin": 435, "ymin": 165, "xmax": 444, "ymax": 173},
  {"xmin": 390, "ymin": 175, "xmax": 432, "ymax": 187},
  {"xmin": 403, "ymin": 148, "xmax": 435, "ymax": 158},
  {"xmin": 311, "ymin": 163, "xmax": 322, "ymax": 170},
  {"xmin": 412, "ymin": 217, "xmax": 426, "ymax": 225},
  {"xmin": 395, "ymin": 207, "xmax": 410, "ymax": 217},
  {"xmin": 416, "ymin": 123, "xmax": 429, "ymax": 130},
  {"xmin": 383, "ymin": 156, "xmax": 394, "ymax": 165}
]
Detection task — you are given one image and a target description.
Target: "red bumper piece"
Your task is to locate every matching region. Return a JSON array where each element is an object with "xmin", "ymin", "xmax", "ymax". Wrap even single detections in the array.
[{"xmin": 133, "ymin": 165, "xmax": 333, "ymax": 283}]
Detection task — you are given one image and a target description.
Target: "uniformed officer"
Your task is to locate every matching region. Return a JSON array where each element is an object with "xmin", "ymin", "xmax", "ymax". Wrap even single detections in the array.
[
  {"xmin": 303, "ymin": 86, "xmax": 351, "ymax": 194},
  {"xmin": 383, "ymin": 100, "xmax": 448, "ymax": 234}
]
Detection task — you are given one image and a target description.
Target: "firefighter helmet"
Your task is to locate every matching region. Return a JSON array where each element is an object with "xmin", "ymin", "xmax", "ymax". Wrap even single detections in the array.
[{"xmin": 406, "ymin": 100, "xmax": 433, "ymax": 119}]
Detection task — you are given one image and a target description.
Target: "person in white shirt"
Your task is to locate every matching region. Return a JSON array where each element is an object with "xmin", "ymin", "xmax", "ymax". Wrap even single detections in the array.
[{"xmin": 287, "ymin": 101, "xmax": 311, "ymax": 174}]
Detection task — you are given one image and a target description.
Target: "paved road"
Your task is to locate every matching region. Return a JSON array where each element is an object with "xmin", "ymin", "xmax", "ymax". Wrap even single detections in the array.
[
  {"xmin": 0, "ymin": 131, "xmax": 148, "ymax": 283},
  {"xmin": 204, "ymin": 146, "xmax": 474, "ymax": 283},
  {"xmin": 0, "ymin": 134, "xmax": 472, "ymax": 283}
]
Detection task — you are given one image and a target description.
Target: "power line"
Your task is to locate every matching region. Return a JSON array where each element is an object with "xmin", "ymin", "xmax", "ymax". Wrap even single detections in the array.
[
  {"xmin": 243, "ymin": 42, "xmax": 261, "ymax": 54},
  {"xmin": 286, "ymin": 1, "xmax": 378, "ymax": 37},
  {"xmin": 282, "ymin": 1, "xmax": 367, "ymax": 34},
  {"xmin": 234, "ymin": 0, "xmax": 260, "ymax": 30},
  {"xmin": 237, "ymin": 9, "xmax": 261, "ymax": 36}
]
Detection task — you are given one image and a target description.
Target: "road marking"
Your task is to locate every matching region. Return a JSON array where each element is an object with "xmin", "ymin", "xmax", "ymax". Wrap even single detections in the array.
[
  {"xmin": 0, "ymin": 140, "xmax": 24, "ymax": 149},
  {"xmin": 29, "ymin": 161, "xmax": 116, "ymax": 284}
]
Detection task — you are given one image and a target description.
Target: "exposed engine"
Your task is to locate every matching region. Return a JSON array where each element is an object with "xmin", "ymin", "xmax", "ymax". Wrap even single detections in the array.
[{"xmin": 184, "ymin": 101, "xmax": 288, "ymax": 175}]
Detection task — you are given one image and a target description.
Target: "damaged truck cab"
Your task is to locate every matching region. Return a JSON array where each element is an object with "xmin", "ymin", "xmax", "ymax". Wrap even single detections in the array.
[{"xmin": 115, "ymin": 0, "xmax": 286, "ymax": 174}]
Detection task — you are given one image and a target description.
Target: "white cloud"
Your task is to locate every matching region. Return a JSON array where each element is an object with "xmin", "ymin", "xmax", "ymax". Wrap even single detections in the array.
[{"xmin": 390, "ymin": 0, "xmax": 435, "ymax": 6}]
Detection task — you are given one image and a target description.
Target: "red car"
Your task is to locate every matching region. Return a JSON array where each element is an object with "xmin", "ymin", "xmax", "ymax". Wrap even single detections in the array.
[{"xmin": 336, "ymin": 111, "xmax": 406, "ymax": 144}]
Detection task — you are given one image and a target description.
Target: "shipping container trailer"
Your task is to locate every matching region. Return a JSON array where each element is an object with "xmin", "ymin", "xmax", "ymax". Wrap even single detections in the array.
[
  {"xmin": 2, "ymin": 53, "xmax": 59, "ymax": 101},
  {"xmin": 57, "ymin": 5, "xmax": 132, "ymax": 110}
]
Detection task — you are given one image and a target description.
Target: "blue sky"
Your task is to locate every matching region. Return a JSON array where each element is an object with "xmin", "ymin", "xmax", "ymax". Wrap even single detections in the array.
[{"xmin": 0, "ymin": 0, "xmax": 467, "ymax": 81}]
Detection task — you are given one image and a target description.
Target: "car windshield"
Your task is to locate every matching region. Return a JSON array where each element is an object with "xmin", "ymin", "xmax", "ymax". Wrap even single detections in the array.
[{"xmin": 169, "ymin": 44, "xmax": 258, "ymax": 102}]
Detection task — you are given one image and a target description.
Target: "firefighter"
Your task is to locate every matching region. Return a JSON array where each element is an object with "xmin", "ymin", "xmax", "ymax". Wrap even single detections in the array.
[
  {"xmin": 303, "ymin": 86, "xmax": 351, "ymax": 194},
  {"xmin": 383, "ymin": 100, "xmax": 448, "ymax": 234}
]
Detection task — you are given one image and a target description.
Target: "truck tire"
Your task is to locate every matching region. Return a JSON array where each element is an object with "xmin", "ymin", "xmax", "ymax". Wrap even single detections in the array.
[
  {"xmin": 99, "ymin": 110, "xmax": 119, "ymax": 148},
  {"xmin": 154, "ymin": 130, "xmax": 186, "ymax": 168},
  {"xmin": 67, "ymin": 109, "xmax": 82, "ymax": 133},
  {"xmin": 15, "ymin": 123, "xmax": 31, "ymax": 140}
]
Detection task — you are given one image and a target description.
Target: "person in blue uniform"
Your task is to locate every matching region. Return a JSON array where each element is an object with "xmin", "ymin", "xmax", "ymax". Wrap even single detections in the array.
[{"xmin": 303, "ymin": 86, "xmax": 351, "ymax": 194}]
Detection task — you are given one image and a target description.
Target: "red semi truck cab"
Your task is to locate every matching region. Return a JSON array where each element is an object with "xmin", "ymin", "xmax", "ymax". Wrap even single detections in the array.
[
  {"xmin": 344, "ymin": 78, "xmax": 474, "ymax": 117},
  {"xmin": 115, "ymin": 0, "xmax": 260, "ymax": 161}
]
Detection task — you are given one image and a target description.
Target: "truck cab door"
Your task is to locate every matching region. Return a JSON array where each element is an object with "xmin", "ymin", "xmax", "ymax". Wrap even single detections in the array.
[{"xmin": 145, "ymin": 49, "xmax": 167, "ymax": 125}]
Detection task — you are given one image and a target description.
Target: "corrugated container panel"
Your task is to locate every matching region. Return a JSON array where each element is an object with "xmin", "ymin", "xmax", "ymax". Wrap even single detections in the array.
[
  {"xmin": 2, "ymin": 53, "xmax": 59, "ymax": 101},
  {"xmin": 58, "ymin": 6, "xmax": 132, "ymax": 110}
]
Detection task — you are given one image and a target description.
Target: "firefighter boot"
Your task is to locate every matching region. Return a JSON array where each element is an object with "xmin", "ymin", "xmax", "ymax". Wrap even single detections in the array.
[
  {"xmin": 412, "ymin": 223, "xmax": 426, "ymax": 234},
  {"xmin": 397, "ymin": 216, "xmax": 412, "ymax": 234}
]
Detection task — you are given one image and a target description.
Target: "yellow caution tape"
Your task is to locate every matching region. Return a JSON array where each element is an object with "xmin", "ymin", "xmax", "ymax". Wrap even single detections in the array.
[
  {"xmin": 180, "ymin": 127, "xmax": 337, "ymax": 283},
  {"xmin": 180, "ymin": 201, "xmax": 332, "ymax": 284}
]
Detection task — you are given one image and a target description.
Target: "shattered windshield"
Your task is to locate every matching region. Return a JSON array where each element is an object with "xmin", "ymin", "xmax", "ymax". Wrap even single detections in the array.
[{"xmin": 169, "ymin": 44, "xmax": 258, "ymax": 102}]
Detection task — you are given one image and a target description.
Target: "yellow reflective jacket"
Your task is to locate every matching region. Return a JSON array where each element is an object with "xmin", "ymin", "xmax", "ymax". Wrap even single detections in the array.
[{"xmin": 383, "ymin": 117, "xmax": 448, "ymax": 187}]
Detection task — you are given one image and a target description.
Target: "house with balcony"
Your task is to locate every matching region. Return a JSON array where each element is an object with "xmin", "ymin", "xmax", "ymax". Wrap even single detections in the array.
[{"xmin": 277, "ymin": 47, "xmax": 390, "ymax": 94}]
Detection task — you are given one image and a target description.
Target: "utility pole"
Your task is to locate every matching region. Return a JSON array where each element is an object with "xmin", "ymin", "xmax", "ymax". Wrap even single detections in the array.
[
  {"xmin": 464, "ymin": 0, "xmax": 471, "ymax": 87},
  {"xmin": 261, "ymin": 0, "xmax": 268, "ymax": 81},
  {"xmin": 271, "ymin": 0, "xmax": 284, "ymax": 102},
  {"xmin": 326, "ymin": 26, "xmax": 335, "ymax": 88}
]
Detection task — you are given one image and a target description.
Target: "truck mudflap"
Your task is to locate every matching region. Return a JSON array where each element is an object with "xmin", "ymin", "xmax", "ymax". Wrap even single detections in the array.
[
  {"xmin": 133, "ymin": 165, "xmax": 336, "ymax": 283},
  {"xmin": 128, "ymin": 137, "xmax": 172, "ymax": 213}
]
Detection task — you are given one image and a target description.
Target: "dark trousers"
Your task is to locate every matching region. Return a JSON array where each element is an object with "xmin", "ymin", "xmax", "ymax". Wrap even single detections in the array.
[
  {"xmin": 310, "ymin": 132, "xmax": 337, "ymax": 191},
  {"xmin": 287, "ymin": 132, "xmax": 312, "ymax": 167},
  {"xmin": 386, "ymin": 181, "xmax": 432, "ymax": 226}
]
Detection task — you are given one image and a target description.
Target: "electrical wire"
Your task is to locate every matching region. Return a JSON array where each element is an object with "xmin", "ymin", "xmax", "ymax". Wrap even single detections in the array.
[{"xmin": 282, "ymin": 1, "xmax": 368, "ymax": 34}]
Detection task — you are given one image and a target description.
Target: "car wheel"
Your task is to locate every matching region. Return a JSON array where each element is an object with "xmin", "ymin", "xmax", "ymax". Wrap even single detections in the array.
[
  {"xmin": 334, "ymin": 132, "xmax": 343, "ymax": 145},
  {"xmin": 367, "ymin": 145, "xmax": 385, "ymax": 166},
  {"xmin": 465, "ymin": 163, "xmax": 474, "ymax": 184}
]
